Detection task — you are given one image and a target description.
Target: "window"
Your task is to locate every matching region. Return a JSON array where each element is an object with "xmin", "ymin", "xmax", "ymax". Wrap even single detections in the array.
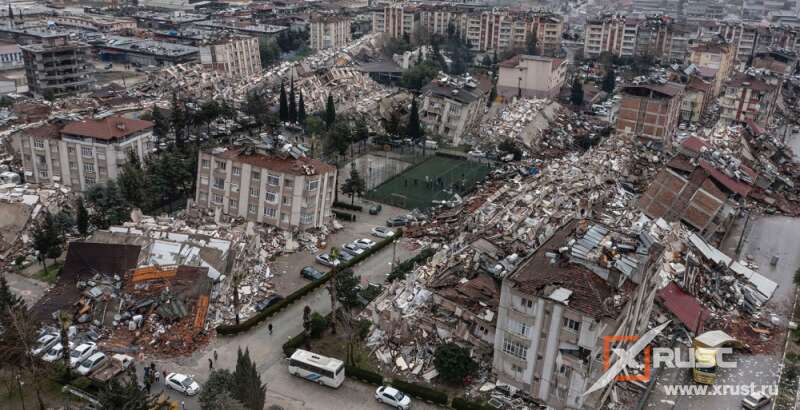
[
  {"xmin": 36, "ymin": 155, "xmax": 46, "ymax": 166},
  {"xmin": 68, "ymin": 146, "xmax": 75, "ymax": 154},
  {"xmin": 213, "ymin": 177, "xmax": 225, "ymax": 190},
  {"xmin": 559, "ymin": 365, "xmax": 572, "ymax": 379},
  {"xmin": 201, "ymin": 159, "xmax": 210, "ymax": 169},
  {"xmin": 281, "ymin": 212, "xmax": 288, "ymax": 223},
  {"xmin": 252, "ymin": 171, "xmax": 260, "ymax": 180},
  {"xmin": 85, "ymin": 176, "xmax": 96, "ymax": 186},
  {"xmin": 200, "ymin": 176, "xmax": 209, "ymax": 185},
  {"xmin": 508, "ymin": 319, "xmax": 530, "ymax": 337},
  {"xmin": 212, "ymin": 193, "xmax": 223, "ymax": 204},
  {"xmin": 69, "ymin": 161, "xmax": 77, "ymax": 170},
  {"xmin": 511, "ymin": 364, "xmax": 524, "ymax": 373},
  {"xmin": 83, "ymin": 163, "xmax": 95, "ymax": 174},
  {"xmin": 307, "ymin": 180, "xmax": 319, "ymax": 191},
  {"xmin": 300, "ymin": 213, "xmax": 313, "ymax": 224},
  {"xmin": 38, "ymin": 168, "xmax": 48, "ymax": 178},
  {"xmin": 267, "ymin": 174, "xmax": 280, "ymax": 186},
  {"xmin": 33, "ymin": 139, "xmax": 44, "ymax": 149},
  {"xmin": 518, "ymin": 296, "xmax": 534, "ymax": 310},
  {"xmin": 563, "ymin": 318, "xmax": 581, "ymax": 333},
  {"xmin": 248, "ymin": 203, "xmax": 257, "ymax": 213},
  {"xmin": 215, "ymin": 160, "xmax": 226, "ymax": 170},
  {"xmin": 282, "ymin": 196, "xmax": 289, "ymax": 205},
  {"xmin": 229, "ymin": 199, "xmax": 238, "ymax": 209},
  {"xmin": 231, "ymin": 183, "xmax": 239, "ymax": 192},
  {"xmin": 249, "ymin": 187, "xmax": 259, "ymax": 198},
  {"xmin": 81, "ymin": 147, "xmax": 93, "ymax": 157},
  {"xmin": 199, "ymin": 192, "xmax": 207, "ymax": 202},
  {"xmin": 502, "ymin": 337, "xmax": 528, "ymax": 360},
  {"xmin": 264, "ymin": 207, "xmax": 276, "ymax": 218},
  {"xmin": 265, "ymin": 191, "xmax": 277, "ymax": 203},
  {"xmin": 232, "ymin": 166, "xmax": 241, "ymax": 176}
]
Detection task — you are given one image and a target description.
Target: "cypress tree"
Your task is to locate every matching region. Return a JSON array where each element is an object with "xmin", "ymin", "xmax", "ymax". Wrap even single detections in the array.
[
  {"xmin": 288, "ymin": 80, "xmax": 297, "ymax": 123},
  {"xmin": 324, "ymin": 94, "xmax": 336, "ymax": 128},
  {"xmin": 570, "ymin": 77, "xmax": 584, "ymax": 106},
  {"xmin": 298, "ymin": 90, "xmax": 306, "ymax": 125},
  {"xmin": 279, "ymin": 82, "xmax": 288, "ymax": 122},
  {"xmin": 232, "ymin": 348, "xmax": 266, "ymax": 410},
  {"xmin": 76, "ymin": 197, "xmax": 89, "ymax": 237}
]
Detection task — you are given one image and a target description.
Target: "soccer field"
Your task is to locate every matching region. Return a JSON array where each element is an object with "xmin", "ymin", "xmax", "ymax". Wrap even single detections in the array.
[{"xmin": 366, "ymin": 155, "xmax": 491, "ymax": 210}]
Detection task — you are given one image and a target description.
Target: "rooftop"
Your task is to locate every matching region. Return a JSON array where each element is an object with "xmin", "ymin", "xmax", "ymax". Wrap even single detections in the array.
[
  {"xmin": 725, "ymin": 72, "xmax": 777, "ymax": 92},
  {"xmin": 498, "ymin": 54, "xmax": 563, "ymax": 69},
  {"xmin": 208, "ymin": 146, "xmax": 336, "ymax": 176},
  {"xmin": 102, "ymin": 36, "xmax": 200, "ymax": 57},
  {"xmin": 61, "ymin": 116, "xmax": 154, "ymax": 141}
]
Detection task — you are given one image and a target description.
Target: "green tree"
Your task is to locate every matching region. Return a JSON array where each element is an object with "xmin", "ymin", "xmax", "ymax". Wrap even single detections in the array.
[
  {"xmin": 151, "ymin": 105, "xmax": 169, "ymax": 152},
  {"xmin": 96, "ymin": 378, "xmax": 156, "ymax": 410},
  {"xmin": 76, "ymin": 197, "xmax": 89, "ymax": 236},
  {"xmin": 325, "ymin": 94, "xmax": 336, "ymax": 128},
  {"xmin": 85, "ymin": 180, "xmax": 131, "ymax": 229},
  {"xmin": 205, "ymin": 390, "xmax": 247, "ymax": 410},
  {"xmin": 406, "ymin": 97, "xmax": 424, "ymax": 152},
  {"xmin": 309, "ymin": 312, "xmax": 329, "ymax": 338},
  {"xmin": 200, "ymin": 369, "xmax": 240, "ymax": 410},
  {"xmin": 58, "ymin": 310, "xmax": 72, "ymax": 378},
  {"xmin": 602, "ymin": 66, "xmax": 616, "ymax": 93},
  {"xmin": 53, "ymin": 208, "xmax": 75, "ymax": 234},
  {"xmin": 198, "ymin": 100, "xmax": 222, "ymax": 134},
  {"xmin": 279, "ymin": 81, "xmax": 288, "ymax": 123},
  {"xmin": 433, "ymin": 343, "xmax": 478, "ymax": 385},
  {"xmin": 259, "ymin": 40, "xmax": 281, "ymax": 67},
  {"xmin": 288, "ymin": 80, "xmax": 297, "ymax": 123},
  {"xmin": 32, "ymin": 211, "xmax": 63, "ymax": 273},
  {"xmin": 526, "ymin": 32, "xmax": 538, "ymax": 55},
  {"xmin": 335, "ymin": 269, "xmax": 361, "ymax": 309},
  {"xmin": 117, "ymin": 150, "xmax": 147, "ymax": 209},
  {"xmin": 401, "ymin": 61, "xmax": 439, "ymax": 90},
  {"xmin": 341, "ymin": 166, "xmax": 366, "ymax": 206},
  {"xmin": 570, "ymin": 77, "xmax": 584, "ymax": 106},
  {"xmin": 487, "ymin": 83, "xmax": 497, "ymax": 107},
  {"xmin": 232, "ymin": 347, "xmax": 266, "ymax": 410},
  {"xmin": 298, "ymin": 90, "xmax": 306, "ymax": 125},
  {"xmin": 171, "ymin": 92, "xmax": 187, "ymax": 149}
]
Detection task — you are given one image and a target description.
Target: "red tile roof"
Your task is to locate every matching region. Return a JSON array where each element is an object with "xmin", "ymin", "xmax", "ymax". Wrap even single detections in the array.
[
  {"xmin": 211, "ymin": 147, "xmax": 336, "ymax": 176},
  {"xmin": 657, "ymin": 281, "xmax": 710, "ymax": 333},
  {"xmin": 681, "ymin": 136, "xmax": 709, "ymax": 154},
  {"xmin": 698, "ymin": 159, "xmax": 753, "ymax": 197},
  {"xmin": 60, "ymin": 116, "xmax": 153, "ymax": 141},
  {"xmin": 25, "ymin": 123, "xmax": 61, "ymax": 140}
]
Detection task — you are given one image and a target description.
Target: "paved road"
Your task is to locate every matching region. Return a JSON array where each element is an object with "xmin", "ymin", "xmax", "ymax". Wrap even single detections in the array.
[
  {"xmin": 647, "ymin": 215, "xmax": 800, "ymax": 410},
  {"xmin": 5, "ymin": 271, "xmax": 51, "ymax": 306}
]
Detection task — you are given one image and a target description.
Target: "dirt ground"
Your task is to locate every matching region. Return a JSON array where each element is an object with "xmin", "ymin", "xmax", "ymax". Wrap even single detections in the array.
[{"xmin": 0, "ymin": 202, "xmax": 31, "ymax": 259}]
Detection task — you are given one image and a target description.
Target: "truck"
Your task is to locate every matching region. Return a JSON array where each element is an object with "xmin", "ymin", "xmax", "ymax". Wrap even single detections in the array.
[
  {"xmin": 691, "ymin": 347, "xmax": 718, "ymax": 384},
  {"xmin": 89, "ymin": 353, "xmax": 134, "ymax": 383}
]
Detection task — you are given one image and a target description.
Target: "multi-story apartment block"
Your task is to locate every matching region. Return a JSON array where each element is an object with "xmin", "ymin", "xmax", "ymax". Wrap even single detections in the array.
[
  {"xmin": 0, "ymin": 43, "xmax": 22, "ymax": 71},
  {"xmin": 374, "ymin": 4, "xmax": 419, "ymax": 39},
  {"xmin": 719, "ymin": 72, "xmax": 780, "ymax": 126},
  {"xmin": 689, "ymin": 42, "xmax": 735, "ymax": 96},
  {"xmin": 309, "ymin": 15, "xmax": 352, "ymax": 50},
  {"xmin": 583, "ymin": 15, "xmax": 638, "ymax": 58},
  {"xmin": 20, "ymin": 35, "xmax": 94, "ymax": 98},
  {"xmin": 419, "ymin": 76, "xmax": 490, "ymax": 142},
  {"xmin": 200, "ymin": 36, "xmax": 262, "ymax": 79},
  {"xmin": 12, "ymin": 116, "xmax": 154, "ymax": 191},
  {"xmin": 195, "ymin": 145, "xmax": 337, "ymax": 230},
  {"xmin": 492, "ymin": 220, "xmax": 663, "ymax": 409},
  {"xmin": 497, "ymin": 54, "xmax": 567, "ymax": 99},
  {"xmin": 681, "ymin": 76, "xmax": 712, "ymax": 123},
  {"xmin": 616, "ymin": 82, "xmax": 685, "ymax": 150}
]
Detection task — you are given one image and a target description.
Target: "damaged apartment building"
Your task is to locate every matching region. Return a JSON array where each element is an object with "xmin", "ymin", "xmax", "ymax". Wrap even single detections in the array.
[
  {"xmin": 492, "ymin": 219, "xmax": 663, "ymax": 409},
  {"xmin": 419, "ymin": 74, "xmax": 491, "ymax": 143},
  {"xmin": 195, "ymin": 138, "xmax": 337, "ymax": 230}
]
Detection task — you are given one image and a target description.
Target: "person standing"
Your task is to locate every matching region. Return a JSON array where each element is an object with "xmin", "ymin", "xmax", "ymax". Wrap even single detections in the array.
[
  {"xmin": 213, "ymin": 350, "xmax": 218, "ymax": 362},
  {"xmin": 208, "ymin": 358, "xmax": 213, "ymax": 370},
  {"xmin": 268, "ymin": 323, "xmax": 273, "ymax": 335}
]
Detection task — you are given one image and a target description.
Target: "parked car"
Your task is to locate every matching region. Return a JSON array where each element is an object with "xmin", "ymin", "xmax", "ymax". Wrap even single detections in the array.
[
  {"xmin": 354, "ymin": 238, "xmax": 376, "ymax": 249},
  {"xmin": 369, "ymin": 204, "xmax": 382, "ymax": 215},
  {"xmin": 468, "ymin": 150, "xmax": 485, "ymax": 158},
  {"xmin": 165, "ymin": 373, "xmax": 200, "ymax": 396},
  {"xmin": 386, "ymin": 217, "xmax": 407, "ymax": 227},
  {"xmin": 337, "ymin": 251, "xmax": 355, "ymax": 263},
  {"xmin": 371, "ymin": 227, "xmax": 395, "ymax": 238},
  {"xmin": 69, "ymin": 342, "xmax": 97, "ymax": 368},
  {"xmin": 316, "ymin": 253, "xmax": 340, "ymax": 267},
  {"xmin": 255, "ymin": 294, "xmax": 284, "ymax": 312},
  {"xmin": 90, "ymin": 353, "xmax": 133, "ymax": 383},
  {"xmin": 301, "ymin": 266, "xmax": 325, "ymax": 281},
  {"xmin": 742, "ymin": 392, "xmax": 771, "ymax": 409},
  {"xmin": 77, "ymin": 352, "xmax": 108, "ymax": 376},
  {"xmin": 31, "ymin": 333, "xmax": 59, "ymax": 357},
  {"xmin": 342, "ymin": 242, "xmax": 365, "ymax": 256},
  {"xmin": 42, "ymin": 341, "xmax": 73, "ymax": 363},
  {"xmin": 375, "ymin": 386, "xmax": 412, "ymax": 410}
]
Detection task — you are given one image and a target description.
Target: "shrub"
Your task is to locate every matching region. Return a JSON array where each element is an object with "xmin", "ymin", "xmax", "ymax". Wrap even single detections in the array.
[
  {"xmin": 387, "ymin": 248, "xmax": 435, "ymax": 282},
  {"xmin": 357, "ymin": 319, "xmax": 372, "ymax": 340},
  {"xmin": 333, "ymin": 210, "xmax": 356, "ymax": 221},
  {"xmin": 332, "ymin": 202, "xmax": 363, "ymax": 212},
  {"xmin": 389, "ymin": 379, "xmax": 448, "ymax": 405},
  {"xmin": 283, "ymin": 332, "xmax": 307, "ymax": 356},
  {"xmin": 345, "ymin": 365, "xmax": 383, "ymax": 385},
  {"xmin": 309, "ymin": 312, "xmax": 328, "ymax": 338},
  {"xmin": 70, "ymin": 376, "xmax": 94, "ymax": 391},
  {"xmin": 434, "ymin": 343, "xmax": 478, "ymax": 385},
  {"xmin": 452, "ymin": 397, "xmax": 494, "ymax": 410}
]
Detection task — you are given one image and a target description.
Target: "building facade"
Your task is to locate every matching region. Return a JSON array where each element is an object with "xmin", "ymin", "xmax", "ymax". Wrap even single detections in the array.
[
  {"xmin": 195, "ymin": 146, "xmax": 337, "ymax": 230},
  {"xmin": 20, "ymin": 35, "xmax": 94, "ymax": 98},
  {"xmin": 11, "ymin": 116, "xmax": 154, "ymax": 191},
  {"xmin": 616, "ymin": 82, "xmax": 685, "ymax": 150},
  {"xmin": 0, "ymin": 43, "xmax": 22, "ymax": 71},
  {"xmin": 719, "ymin": 72, "xmax": 780, "ymax": 125},
  {"xmin": 497, "ymin": 54, "xmax": 566, "ymax": 99},
  {"xmin": 309, "ymin": 15, "xmax": 352, "ymax": 50},
  {"xmin": 689, "ymin": 42, "xmax": 735, "ymax": 96},
  {"xmin": 374, "ymin": 4, "xmax": 419, "ymax": 39},
  {"xmin": 492, "ymin": 220, "xmax": 662, "ymax": 409},
  {"xmin": 200, "ymin": 36, "xmax": 262, "ymax": 79},
  {"xmin": 420, "ymin": 76, "xmax": 489, "ymax": 142}
]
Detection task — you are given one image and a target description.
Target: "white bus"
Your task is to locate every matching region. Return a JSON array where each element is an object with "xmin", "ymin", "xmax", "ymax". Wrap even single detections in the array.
[{"xmin": 288, "ymin": 349, "xmax": 345, "ymax": 388}]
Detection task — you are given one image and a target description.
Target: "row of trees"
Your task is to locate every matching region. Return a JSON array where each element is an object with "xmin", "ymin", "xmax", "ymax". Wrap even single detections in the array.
[
  {"xmin": 279, "ymin": 80, "xmax": 307, "ymax": 125},
  {"xmin": 200, "ymin": 348, "xmax": 266, "ymax": 410}
]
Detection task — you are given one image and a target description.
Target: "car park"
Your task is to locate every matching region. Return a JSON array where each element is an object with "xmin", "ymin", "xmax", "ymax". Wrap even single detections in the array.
[
  {"xmin": 42, "ymin": 341, "xmax": 73, "ymax": 363},
  {"xmin": 375, "ymin": 386, "xmax": 412, "ymax": 410},
  {"xmin": 371, "ymin": 227, "xmax": 395, "ymax": 238},
  {"xmin": 69, "ymin": 342, "xmax": 98, "ymax": 368},
  {"xmin": 77, "ymin": 352, "xmax": 108, "ymax": 376},
  {"xmin": 255, "ymin": 294, "xmax": 284, "ymax": 312},
  {"xmin": 342, "ymin": 242, "xmax": 365, "ymax": 256},
  {"xmin": 165, "ymin": 373, "xmax": 200, "ymax": 396},
  {"xmin": 316, "ymin": 253, "xmax": 341, "ymax": 267},
  {"xmin": 354, "ymin": 238, "xmax": 376, "ymax": 249},
  {"xmin": 301, "ymin": 266, "xmax": 325, "ymax": 281},
  {"xmin": 32, "ymin": 333, "xmax": 59, "ymax": 357}
]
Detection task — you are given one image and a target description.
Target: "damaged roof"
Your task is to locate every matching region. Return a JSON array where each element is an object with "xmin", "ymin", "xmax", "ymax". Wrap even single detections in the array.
[
  {"xmin": 658, "ymin": 281, "xmax": 710, "ymax": 333},
  {"xmin": 61, "ymin": 116, "xmax": 154, "ymax": 141},
  {"xmin": 209, "ymin": 147, "xmax": 336, "ymax": 176}
]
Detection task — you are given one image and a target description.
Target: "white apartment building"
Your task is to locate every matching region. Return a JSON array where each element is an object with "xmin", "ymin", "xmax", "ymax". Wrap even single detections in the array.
[
  {"xmin": 195, "ymin": 146, "xmax": 337, "ymax": 230},
  {"xmin": 497, "ymin": 54, "xmax": 567, "ymax": 99},
  {"xmin": 0, "ymin": 43, "xmax": 23, "ymax": 71},
  {"xmin": 12, "ymin": 116, "xmax": 155, "ymax": 191},
  {"xmin": 420, "ymin": 77, "xmax": 490, "ymax": 143},
  {"xmin": 493, "ymin": 220, "xmax": 662, "ymax": 409},
  {"xmin": 374, "ymin": 4, "xmax": 419, "ymax": 39},
  {"xmin": 309, "ymin": 15, "xmax": 352, "ymax": 50},
  {"xmin": 200, "ymin": 36, "xmax": 262, "ymax": 79}
]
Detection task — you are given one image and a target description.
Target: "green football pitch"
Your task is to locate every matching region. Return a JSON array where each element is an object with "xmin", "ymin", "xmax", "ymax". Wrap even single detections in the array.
[{"xmin": 366, "ymin": 155, "xmax": 491, "ymax": 210}]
